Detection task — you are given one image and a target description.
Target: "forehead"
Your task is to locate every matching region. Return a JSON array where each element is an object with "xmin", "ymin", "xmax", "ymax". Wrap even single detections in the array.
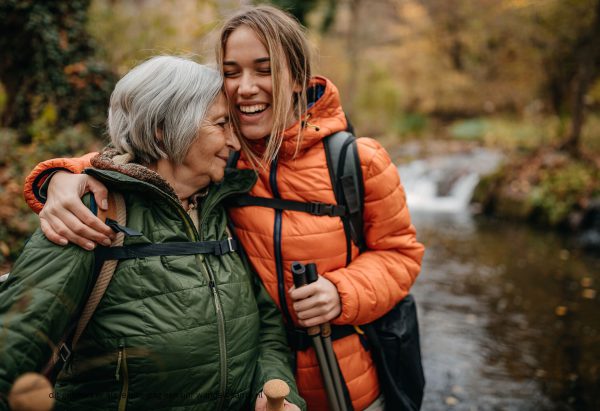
[
  {"xmin": 224, "ymin": 25, "xmax": 269, "ymax": 60},
  {"xmin": 207, "ymin": 93, "xmax": 227, "ymax": 117}
]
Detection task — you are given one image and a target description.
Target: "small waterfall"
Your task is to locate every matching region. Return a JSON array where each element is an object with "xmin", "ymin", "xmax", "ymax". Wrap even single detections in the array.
[{"xmin": 398, "ymin": 148, "xmax": 503, "ymax": 214}]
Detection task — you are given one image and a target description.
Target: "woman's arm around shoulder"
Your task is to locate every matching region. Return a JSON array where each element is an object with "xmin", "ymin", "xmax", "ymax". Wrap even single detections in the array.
[
  {"xmin": 324, "ymin": 137, "xmax": 425, "ymax": 326},
  {"xmin": 24, "ymin": 152, "xmax": 98, "ymax": 214},
  {"xmin": 23, "ymin": 153, "xmax": 115, "ymax": 250}
]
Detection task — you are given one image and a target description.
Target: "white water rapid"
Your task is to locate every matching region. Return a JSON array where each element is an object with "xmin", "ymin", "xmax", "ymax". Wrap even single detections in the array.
[{"xmin": 398, "ymin": 148, "xmax": 503, "ymax": 214}]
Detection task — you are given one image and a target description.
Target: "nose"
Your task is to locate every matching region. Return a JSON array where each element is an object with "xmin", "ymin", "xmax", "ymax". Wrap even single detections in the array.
[
  {"xmin": 238, "ymin": 72, "xmax": 258, "ymax": 97},
  {"xmin": 225, "ymin": 125, "xmax": 241, "ymax": 152}
]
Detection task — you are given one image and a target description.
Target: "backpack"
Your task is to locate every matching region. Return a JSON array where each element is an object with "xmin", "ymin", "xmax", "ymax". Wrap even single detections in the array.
[{"xmin": 228, "ymin": 131, "xmax": 425, "ymax": 410}]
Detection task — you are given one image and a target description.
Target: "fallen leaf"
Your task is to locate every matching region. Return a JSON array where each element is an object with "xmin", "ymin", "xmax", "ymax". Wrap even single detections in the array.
[
  {"xmin": 555, "ymin": 306, "xmax": 568, "ymax": 316},
  {"xmin": 582, "ymin": 289, "xmax": 596, "ymax": 299},
  {"xmin": 446, "ymin": 396, "xmax": 459, "ymax": 406}
]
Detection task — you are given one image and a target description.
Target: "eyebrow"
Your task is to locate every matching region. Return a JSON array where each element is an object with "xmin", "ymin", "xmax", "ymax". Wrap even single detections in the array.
[{"xmin": 223, "ymin": 57, "xmax": 270, "ymax": 66}]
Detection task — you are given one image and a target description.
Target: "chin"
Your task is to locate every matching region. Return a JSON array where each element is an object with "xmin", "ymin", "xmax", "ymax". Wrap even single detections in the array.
[
  {"xmin": 241, "ymin": 127, "xmax": 270, "ymax": 141},
  {"xmin": 211, "ymin": 173, "xmax": 225, "ymax": 184}
]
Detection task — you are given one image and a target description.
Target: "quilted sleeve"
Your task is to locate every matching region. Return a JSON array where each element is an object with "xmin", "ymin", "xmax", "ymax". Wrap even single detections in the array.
[
  {"xmin": 0, "ymin": 229, "xmax": 95, "ymax": 408},
  {"xmin": 23, "ymin": 152, "xmax": 98, "ymax": 214},
  {"xmin": 324, "ymin": 137, "xmax": 425, "ymax": 325}
]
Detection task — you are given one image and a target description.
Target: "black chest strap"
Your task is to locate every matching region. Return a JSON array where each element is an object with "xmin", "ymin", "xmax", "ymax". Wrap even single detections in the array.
[
  {"xmin": 95, "ymin": 237, "xmax": 238, "ymax": 263},
  {"xmin": 227, "ymin": 194, "xmax": 346, "ymax": 217}
]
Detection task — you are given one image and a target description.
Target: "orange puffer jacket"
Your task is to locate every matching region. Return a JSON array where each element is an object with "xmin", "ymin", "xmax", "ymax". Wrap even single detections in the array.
[
  {"xmin": 229, "ymin": 77, "xmax": 424, "ymax": 410},
  {"xmin": 22, "ymin": 76, "xmax": 425, "ymax": 411}
]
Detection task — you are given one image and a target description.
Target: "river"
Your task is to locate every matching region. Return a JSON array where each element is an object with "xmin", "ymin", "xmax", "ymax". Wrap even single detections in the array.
[{"xmin": 398, "ymin": 148, "xmax": 600, "ymax": 410}]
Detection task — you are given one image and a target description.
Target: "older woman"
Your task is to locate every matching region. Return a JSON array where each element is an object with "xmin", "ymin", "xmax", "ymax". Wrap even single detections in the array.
[{"xmin": 0, "ymin": 56, "xmax": 303, "ymax": 410}]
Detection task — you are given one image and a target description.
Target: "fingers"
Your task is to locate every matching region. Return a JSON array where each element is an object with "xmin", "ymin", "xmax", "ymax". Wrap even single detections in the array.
[
  {"xmin": 41, "ymin": 172, "xmax": 114, "ymax": 249},
  {"xmin": 40, "ymin": 208, "xmax": 98, "ymax": 250},
  {"xmin": 63, "ymin": 198, "xmax": 114, "ymax": 239},
  {"xmin": 254, "ymin": 393, "xmax": 267, "ymax": 411},
  {"xmin": 293, "ymin": 296, "xmax": 340, "ymax": 326},
  {"xmin": 298, "ymin": 314, "xmax": 337, "ymax": 328},
  {"xmin": 289, "ymin": 275, "xmax": 342, "ymax": 327},
  {"xmin": 292, "ymin": 294, "xmax": 327, "ymax": 314},
  {"xmin": 87, "ymin": 177, "xmax": 109, "ymax": 210},
  {"xmin": 39, "ymin": 216, "xmax": 68, "ymax": 246},
  {"xmin": 41, "ymin": 199, "xmax": 114, "ymax": 249},
  {"xmin": 284, "ymin": 400, "xmax": 301, "ymax": 411}
]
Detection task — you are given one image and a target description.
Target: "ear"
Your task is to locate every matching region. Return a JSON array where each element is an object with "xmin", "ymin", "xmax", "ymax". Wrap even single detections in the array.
[
  {"xmin": 155, "ymin": 128, "xmax": 164, "ymax": 141},
  {"xmin": 292, "ymin": 82, "xmax": 302, "ymax": 93}
]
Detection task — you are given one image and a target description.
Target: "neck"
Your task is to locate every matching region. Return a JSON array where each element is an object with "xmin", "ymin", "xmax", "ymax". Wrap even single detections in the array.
[{"xmin": 149, "ymin": 159, "xmax": 209, "ymax": 204}]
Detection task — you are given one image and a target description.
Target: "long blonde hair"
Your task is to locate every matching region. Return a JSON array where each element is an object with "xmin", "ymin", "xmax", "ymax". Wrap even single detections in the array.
[{"xmin": 216, "ymin": 5, "xmax": 312, "ymax": 166}]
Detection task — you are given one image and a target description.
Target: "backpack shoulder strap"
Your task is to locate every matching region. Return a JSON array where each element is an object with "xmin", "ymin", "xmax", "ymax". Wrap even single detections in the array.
[
  {"xmin": 324, "ymin": 131, "xmax": 366, "ymax": 262},
  {"xmin": 72, "ymin": 191, "xmax": 126, "ymax": 348}
]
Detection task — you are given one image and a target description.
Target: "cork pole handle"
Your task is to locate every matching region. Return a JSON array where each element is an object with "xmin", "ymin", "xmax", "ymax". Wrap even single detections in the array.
[
  {"xmin": 263, "ymin": 378, "xmax": 290, "ymax": 411},
  {"xmin": 8, "ymin": 373, "xmax": 54, "ymax": 411}
]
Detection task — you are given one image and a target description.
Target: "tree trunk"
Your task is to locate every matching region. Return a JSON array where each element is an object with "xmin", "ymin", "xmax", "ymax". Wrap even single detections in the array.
[
  {"xmin": 560, "ymin": 0, "xmax": 600, "ymax": 156},
  {"xmin": 345, "ymin": 0, "xmax": 362, "ymax": 118}
]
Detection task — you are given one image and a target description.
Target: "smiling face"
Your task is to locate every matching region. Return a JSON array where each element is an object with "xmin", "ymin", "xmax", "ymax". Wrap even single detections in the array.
[
  {"xmin": 223, "ymin": 25, "xmax": 301, "ymax": 144},
  {"xmin": 217, "ymin": 6, "xmax": 313, "ymax": 165},
  {"xmin": 223, "ymin": 25, "xmax": 276, "ymax": 141},
  {"xmin": 181, "ymin": 93, "xmax": 239, "ymax": 186}
]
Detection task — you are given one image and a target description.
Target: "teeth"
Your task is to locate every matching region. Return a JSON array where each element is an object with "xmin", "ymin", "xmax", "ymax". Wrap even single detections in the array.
[{"xmin": 239, "ymin": 104, "xmax": 267, "ymax": 114}]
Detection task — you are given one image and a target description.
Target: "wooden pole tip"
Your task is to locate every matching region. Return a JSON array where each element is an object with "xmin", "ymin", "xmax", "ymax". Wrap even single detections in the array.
[{"xmin": 8, "ymin": 373, "xmax": 54, "ymax": 411}]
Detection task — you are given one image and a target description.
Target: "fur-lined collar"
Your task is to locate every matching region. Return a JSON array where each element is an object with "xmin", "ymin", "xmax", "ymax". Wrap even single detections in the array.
[{"xmin": 90, "ymin": 148, "xmax": 179, "ymax": 200}]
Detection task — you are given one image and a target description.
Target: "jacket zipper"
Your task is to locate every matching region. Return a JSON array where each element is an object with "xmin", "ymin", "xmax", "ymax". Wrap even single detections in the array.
[
  {"xmin": 199, "ymin": 190, "xmax": 248, "ymax": 411},
  {"xmin": 269, "ymin": 157, "xmax": 294, "ymax": 327},
  {"xmin": 116, "ymin": 344, "xmax": 128, "ymax": 411}
]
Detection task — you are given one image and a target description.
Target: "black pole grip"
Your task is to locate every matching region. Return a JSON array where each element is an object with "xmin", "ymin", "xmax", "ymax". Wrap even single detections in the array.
[
  {"xmin": 291, "ymin": 262, "xmax": 307, "ymax": 288},
  {"xmin": 306, "ymin": 263, "xmax": 318, "ymax": 284}
]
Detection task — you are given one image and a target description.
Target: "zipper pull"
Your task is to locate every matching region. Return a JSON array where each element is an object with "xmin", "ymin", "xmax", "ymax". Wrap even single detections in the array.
[{"xmin": 115, "ymin": 347, "xmax": 123, "ymax": 381}]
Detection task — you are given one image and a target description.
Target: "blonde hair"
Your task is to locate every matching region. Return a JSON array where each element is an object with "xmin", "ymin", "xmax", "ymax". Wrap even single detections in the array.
[{"xmin": 216, "ymin": 5, "xmax": 312, "ymax": 166}]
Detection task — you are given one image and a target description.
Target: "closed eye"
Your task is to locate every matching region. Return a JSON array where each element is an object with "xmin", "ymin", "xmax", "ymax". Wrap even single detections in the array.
[{"xmin": 216, "ymin": 117, "xmax": 230, "ymax": 128}]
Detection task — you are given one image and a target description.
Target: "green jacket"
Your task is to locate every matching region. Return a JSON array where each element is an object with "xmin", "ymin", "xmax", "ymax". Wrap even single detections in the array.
[{"xmin": 0, "ymin": 159, "xmax": 304, "ymax": 410}]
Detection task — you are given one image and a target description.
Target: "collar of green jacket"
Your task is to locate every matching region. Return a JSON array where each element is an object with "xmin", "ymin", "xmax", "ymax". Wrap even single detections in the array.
[{"xmin": 83, "ymin": 149, "xmax": 257, "ymax": 209}]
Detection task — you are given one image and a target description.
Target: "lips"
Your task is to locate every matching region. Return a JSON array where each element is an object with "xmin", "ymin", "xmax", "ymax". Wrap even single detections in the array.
[
  {"xmin": 238, "ymin": 103, "xmax": 268, "ymax": 115},
  {"xmin": 239, "ymin": 104, "xmax": 267, "ymax": 114}
]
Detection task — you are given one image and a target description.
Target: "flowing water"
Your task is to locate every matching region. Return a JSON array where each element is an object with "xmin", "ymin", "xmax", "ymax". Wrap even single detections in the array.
[{"xmin": 398, "ymin": 149, "xmax": 600, "ymax": 410}]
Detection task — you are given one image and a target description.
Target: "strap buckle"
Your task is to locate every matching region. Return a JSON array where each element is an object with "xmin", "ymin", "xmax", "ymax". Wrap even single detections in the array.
[
  {"xmin": 58, "ymin": 343, "xmax": 72, "ymax": 362},
  {"xmin": 309, "ymin": 202, "xmax": 346, "ymax": 217},
  {"xmin": 215, "ymin": 237, "xmax": 237, "ymax": 255},
  {"xmin": 310, "ymin": 202, "xmax": 333, "ymax": 216}
]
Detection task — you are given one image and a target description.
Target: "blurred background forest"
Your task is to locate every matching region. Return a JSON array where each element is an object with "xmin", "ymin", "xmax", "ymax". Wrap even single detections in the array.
[
  {"xmin": 0, "ymin": 0, "xmax": 599, "ymax": 266},
  {"xmin": 0, "ymin": 1, "xmax": 599, "ymax": 409}
]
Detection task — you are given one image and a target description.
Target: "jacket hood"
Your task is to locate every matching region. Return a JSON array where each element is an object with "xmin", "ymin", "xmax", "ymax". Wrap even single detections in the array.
[{"xmin": 247, "ymin": 76, "xmax": 348, "ymax": 159}]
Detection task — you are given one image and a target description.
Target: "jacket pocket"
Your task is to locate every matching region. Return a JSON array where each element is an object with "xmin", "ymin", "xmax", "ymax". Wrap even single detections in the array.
[{"xmin": 115, "ymin": 344, "xmax": 129, "ymax": 411}]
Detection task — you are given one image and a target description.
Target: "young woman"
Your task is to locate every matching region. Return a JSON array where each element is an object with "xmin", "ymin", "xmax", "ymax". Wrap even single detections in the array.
[
  {"xmin": 2, "ymin": 56, "xmax": 303, "ymax": 410},
  {"xmin": 22, "ymin": 6, "xmax": 425, "ymax": 410}
]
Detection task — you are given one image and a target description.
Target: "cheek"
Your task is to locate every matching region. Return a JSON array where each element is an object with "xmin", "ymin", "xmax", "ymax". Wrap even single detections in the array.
[{"xmin": 224, "ymin": 79, "xmax": 236, "ymax": 98}]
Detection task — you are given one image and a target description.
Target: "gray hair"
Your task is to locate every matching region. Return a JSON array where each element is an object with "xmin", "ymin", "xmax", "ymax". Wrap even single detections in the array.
[{"xmin": 108, "ymin": 55, "xmax": 222, "ymax": 164}]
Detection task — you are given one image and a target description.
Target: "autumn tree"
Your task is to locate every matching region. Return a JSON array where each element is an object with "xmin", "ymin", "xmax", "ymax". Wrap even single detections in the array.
[
  {"xmin": 0, "ymin": 0, "xmax": 116, "ymax": 140},
  {"xmin": 534, "ymin": 0, "xmax": 600, "ymax": 156}
]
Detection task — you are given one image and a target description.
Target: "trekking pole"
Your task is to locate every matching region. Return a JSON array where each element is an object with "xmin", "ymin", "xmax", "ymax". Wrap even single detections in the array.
[
  {"xmin": 263, "ymin": 379, "xmax": 289, "ymax": 411},
  {"xmin": 291, "ymin": 262, "xmax": 341, "ymax": 411},
  {"xmin": 8, "ymin": 373, "xmax": 54, "ymax": 411},
  {"xmin": 305, "ymin": 264, "xmax": 350, "ymax": 411}
]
